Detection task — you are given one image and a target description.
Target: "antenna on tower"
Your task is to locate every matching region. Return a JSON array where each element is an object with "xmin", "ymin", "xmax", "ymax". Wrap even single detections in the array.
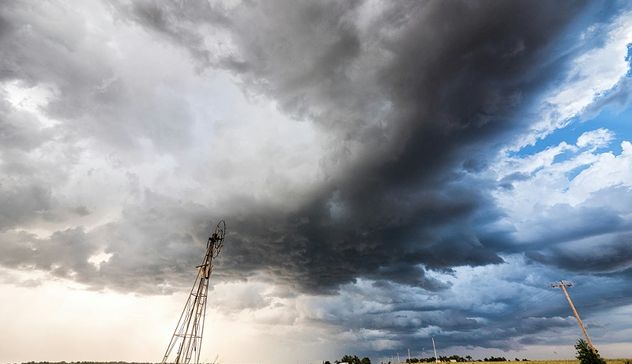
[
  {"xmin": 551, "ymin": 280, "xmax": 598, "ymax": 354},
  {"xmin": 161, "ymin": 220, "xmax": 227, "ymax": 364}
]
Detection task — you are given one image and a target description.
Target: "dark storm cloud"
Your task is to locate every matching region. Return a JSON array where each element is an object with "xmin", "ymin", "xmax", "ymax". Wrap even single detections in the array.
[
  {"xmin": 529, "ymin": 232, "xmax": 632, "ymax": 273},
  {"xmin": 514, "ymin": 204, "xmax": 626, "ymax": 249},
  {"xmin": 211, "ymin": 178, "xmax": 511, "ymax": 294},
  {"xmin": 114, "ymin": 0, "xmax": 588, "ymax": 292},
  {"xmin": 4, "ymin": 0, "xmax": 632, "ymax": 356},
  {"xmin": 282, "ymin": 267, "xmax": 596, "ymax": 353},
  {"xmin": 295, "ymin": 257, "xmax": 632, "ymax": 354},
  {"xmin": 515, "ymin": 186, "xmax": 632, "ymax": 273},
  {"xmin": 2, "ymin": 0, "xmax": 609, "ymax": 296}
]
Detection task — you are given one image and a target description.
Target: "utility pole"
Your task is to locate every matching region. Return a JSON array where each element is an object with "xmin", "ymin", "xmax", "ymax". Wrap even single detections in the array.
[
  {"xmin": 432, "ymin": 337, "xmax": 439, "ymax": 363},
  {"xmin": 551, "ymin": 280, "xmax": 597, "ymax": 353}
]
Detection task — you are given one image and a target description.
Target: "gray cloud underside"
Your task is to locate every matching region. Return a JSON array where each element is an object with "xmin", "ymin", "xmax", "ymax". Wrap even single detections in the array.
[{"xmin": 113, "ymin": 0, "xmax": 593, "ymax": 292}]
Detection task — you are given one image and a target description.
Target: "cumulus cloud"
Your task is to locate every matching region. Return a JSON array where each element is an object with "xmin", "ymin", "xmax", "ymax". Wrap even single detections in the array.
[
  {"xmin": 493, "ymin": 134, "xmax": 632, "ymax": 283},
  {"xmin": 576, "ymin": 128, "xmax": 614, "ymax": 149}
]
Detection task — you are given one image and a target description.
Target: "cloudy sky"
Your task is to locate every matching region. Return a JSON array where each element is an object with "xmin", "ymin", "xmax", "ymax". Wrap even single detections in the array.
[{"xmin": 1, "ymin": 0, "xmax": 632, "ymax": 363}]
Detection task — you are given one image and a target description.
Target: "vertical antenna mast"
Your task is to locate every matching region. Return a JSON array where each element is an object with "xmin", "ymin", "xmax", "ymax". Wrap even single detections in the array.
[
  {"xmin": 551, "ymin": 280, "xmax": 597, "ymax": 353},
  {"xmin": 161, "ymin": 220, "xmax": 226, "ymax": 364},
  {"xmin": 432, "ymin": 337, "xmax": 439, "ymax": 363}
]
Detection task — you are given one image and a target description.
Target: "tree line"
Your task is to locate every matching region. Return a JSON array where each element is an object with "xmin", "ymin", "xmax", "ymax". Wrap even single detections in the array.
[{"xmin": 400, "ymin": 355, "xmax": 527, "ymax": 363}]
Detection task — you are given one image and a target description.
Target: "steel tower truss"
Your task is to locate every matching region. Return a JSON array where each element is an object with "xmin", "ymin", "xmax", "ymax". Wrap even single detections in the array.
[{"xmin": 161, "ymin": 220, "xmax": 226, "ymax": 364}]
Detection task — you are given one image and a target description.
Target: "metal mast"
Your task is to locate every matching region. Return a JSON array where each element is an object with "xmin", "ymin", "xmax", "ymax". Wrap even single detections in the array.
[
  {"xmin": 161, "ymin": 220, "xmax": 226, "ymax": 364},
  {"xmin": 551, "ymin": 280, "xmax": 597, "ymax": 353}
]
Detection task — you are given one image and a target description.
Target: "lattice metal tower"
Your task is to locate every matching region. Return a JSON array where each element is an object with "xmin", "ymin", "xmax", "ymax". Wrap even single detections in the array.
[{"xmin": 161, "ymin": 220, "xmax": 226, "ymax": 364}]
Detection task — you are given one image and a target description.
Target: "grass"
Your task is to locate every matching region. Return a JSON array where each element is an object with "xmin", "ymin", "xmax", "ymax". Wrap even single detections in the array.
[
  {"xmin": 529, "ymin": 361, "xmax": 631, "ymax": 364},
  {"xmin": 460, "ymin": 361, "xmax": 631, "ymax": 364}
]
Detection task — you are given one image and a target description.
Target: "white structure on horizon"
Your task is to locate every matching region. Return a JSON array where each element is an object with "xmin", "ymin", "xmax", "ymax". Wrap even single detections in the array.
[{"xmin": 432, "ymin": 337, "xmax": 439, "ymax": 363}]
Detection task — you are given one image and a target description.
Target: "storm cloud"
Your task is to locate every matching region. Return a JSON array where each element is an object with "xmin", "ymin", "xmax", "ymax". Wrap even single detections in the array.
[
  {"xmin": 2, "ymin": 0, "xmax": 632, "ymax": 358},
  {"xmin": 110, "ymin": 0, "xmax": 588, "ymax": 292}
]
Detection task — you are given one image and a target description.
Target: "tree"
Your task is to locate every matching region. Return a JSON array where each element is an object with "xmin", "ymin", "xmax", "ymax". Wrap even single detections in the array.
[
  {"xmin": 575, "ymin": 339, "xmax": 606, "ymax": 364},
  {"xmin": 339, "ymin": 355, "xmax": 364, "ymax": 364}
]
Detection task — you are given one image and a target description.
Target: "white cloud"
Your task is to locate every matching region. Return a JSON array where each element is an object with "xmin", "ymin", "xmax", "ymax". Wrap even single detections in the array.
[
  {"xmin": 512, "ymin": 11, "xmax": 632, "ymax": 150},
  {"xmin": 493, "ymin": 142, "xmax": 577, "ymax": 177},
  {"xmin": 576, "ymin": 128, "xmax": 615, "ymax": 149},
  {"xmin": 87, "ymin": 251, "xmax": 113, "ymax": 270},
  {"xmin": 2, "ymin": 81, "xmax": 60, "ymax": 128},
  {"xmin": 569, "ymin": 140, "xmax": 632, "ymax": 197},
  {"xmin": 493, "ymin": 134, "xmax": 632, "ymax": 246}
]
